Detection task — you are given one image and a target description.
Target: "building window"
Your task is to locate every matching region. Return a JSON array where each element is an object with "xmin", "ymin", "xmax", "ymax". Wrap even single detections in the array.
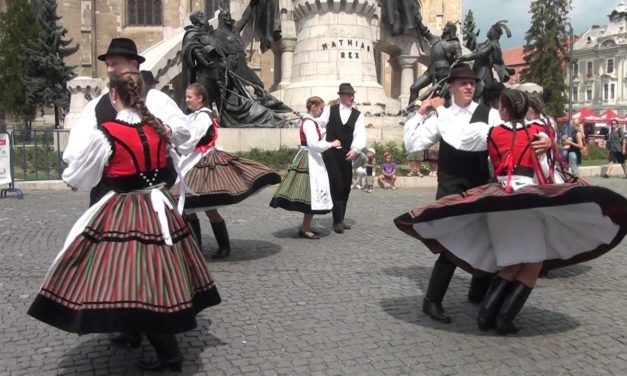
[
  {"xmin": 128, "ymin": 0, "xmax": 162, "ymax": 26},
  {"xmin": 585, "ymin": 87, "xmax": 593, "ymax": 101},
  {"xmin": 205, "ymin": 0, "xmax": 219, "ymax": 17},
  {"xmin": 586, "ymin": 61, "xmax": 593, "ymax": 77},
  {"xmin": 572, "ymin": 85, "xmax": 578, "ymax": 102},
  {"xmin": 572, "ymin": 61, "xmax": 579, "ymax": 77},
  {"xmin": 607, "ymin": 58, "xmax": 614, "ymax": 74},
  {"xmin": 602, "ymin": 83, "xmax": 616, "ymax": 100}
]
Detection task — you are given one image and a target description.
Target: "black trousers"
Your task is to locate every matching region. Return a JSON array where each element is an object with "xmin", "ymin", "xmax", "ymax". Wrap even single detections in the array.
[{"xmin": 322, "ymin": 148, "xmax": 352, "ymax": 202}]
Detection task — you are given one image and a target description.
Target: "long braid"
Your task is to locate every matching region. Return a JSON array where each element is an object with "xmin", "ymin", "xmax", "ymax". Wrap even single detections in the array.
[{"xmin": 109, "ymin": 69, "xmax": 171, "ymax": 144}]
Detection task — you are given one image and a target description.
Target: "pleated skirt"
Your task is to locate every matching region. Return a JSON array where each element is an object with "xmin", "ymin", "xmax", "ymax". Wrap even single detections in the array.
[
  {"xmin": 28, "ymin": 190, "xmax": 221, "ymax": 334},
  {"xmin": 394, "ymin": 182, "xmax": 627, "ymax": 273},
  {"xmin": 269, "ymin": 150, "xmax": 331, "ymax": 214},
  {"xmin": 171, "ymin": 149, "xmax": 281, "ymax": 212}
]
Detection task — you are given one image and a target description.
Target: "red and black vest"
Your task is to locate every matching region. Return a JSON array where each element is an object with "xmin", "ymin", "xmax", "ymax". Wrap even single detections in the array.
[
  {"xmin": 299, "ymin": 118, "xmax": 321, "ymax": 146},
  {"xmin": 100, "ymin": 121, "xmax": 169, "ymax": 192},
  {"xmin": 488, "ymin": 121, "xmax": 546, "ymax": 178}
]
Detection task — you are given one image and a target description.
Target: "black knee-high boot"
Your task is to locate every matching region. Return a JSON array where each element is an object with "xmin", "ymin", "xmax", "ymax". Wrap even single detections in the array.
[
  {"xmin": 477, "ymin": 276, "xmax": 511, "ymax": 331},
  {"xmin": 422, "ymin": 255, "xmax": 456, "ymax": 323},
  {"xmin": 186, "ymin": 217, "xmax": 202, "ymax": 250},
  {"xmin": 211, "ymin": 219, "xmax": 231, "ymax": 259},
  {"xmin": 495, "ymin": 280, "xmax": 533, "ymax": 335},
  {"xmin": 468, "ymin": 272, "xmax": 496, "ymax": 304},
  {"xmin": 332, "ymin": 201, "xmax": 344, "ymax": 234},
  {"xmin": 138, "ymin": 333, "xmax": 182, "ymax": 372}
]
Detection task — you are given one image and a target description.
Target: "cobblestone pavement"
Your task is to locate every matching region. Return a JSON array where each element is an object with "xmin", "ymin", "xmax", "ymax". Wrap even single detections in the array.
[{"xmin": 1, "ymin": 178, "xmax": 626, "ymax": 376}]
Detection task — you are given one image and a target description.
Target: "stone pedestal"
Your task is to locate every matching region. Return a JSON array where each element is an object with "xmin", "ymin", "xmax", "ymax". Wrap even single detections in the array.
[
  {"xmin": 277, "ymin": 0, "xmax": 400, "ymax": 114},
  {"xmin": 396, "ymin": 55, "xmax": 418, "ymax": 107},
  {"xmin": 64, "ymin": 77, "xmax": 105, "ymax": 130}
]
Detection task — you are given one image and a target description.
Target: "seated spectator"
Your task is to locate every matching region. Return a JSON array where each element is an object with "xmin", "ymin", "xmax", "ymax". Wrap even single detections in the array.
[{"xmin": 378, "ymin": 151, "xmax": 397, "ymax": 189}]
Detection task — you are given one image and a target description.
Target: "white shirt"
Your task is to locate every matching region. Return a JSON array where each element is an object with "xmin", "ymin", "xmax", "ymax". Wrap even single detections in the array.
[
  {"xmin": 63, "ymin": 89, "xmax": 190, "ymax": 163},
  {"xmin": 62, "ymin": 109, "xmax": 189, "ymax": 190},
  {"xmin": 403, "ymin": 101, "xmax": 501, "ymax": 153},
  {"xmin": 315, "ymin": 103, "xmax": 366, "ymax": 152},
  {"xmin": 301, "ymin": 114, "xmax": 332, "ymax": 154},
  {"xmin": 176, "ymin": 107, "xmax": 214, "ymax": 156}
]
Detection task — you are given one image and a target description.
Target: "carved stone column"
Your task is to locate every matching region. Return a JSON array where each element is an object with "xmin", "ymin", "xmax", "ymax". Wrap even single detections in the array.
[
  {"xmin": 64, "ymin": 77, "xmax": 105, "ymax": 130},
  {"xmin": 279, "ymin": 37, "xmax": 297, "ymax": 88},
  {"xmin": 396, "ymin": 55, "xmax": 418, "ymax": 107}
]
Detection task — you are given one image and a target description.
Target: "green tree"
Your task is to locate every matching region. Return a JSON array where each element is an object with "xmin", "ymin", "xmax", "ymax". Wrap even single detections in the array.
[
  {"xmin": 23, "ymin": 0, "xmax": 78, "ymax": 128},
  {"xmin": 520, "ymin": 0, "xmax": 571, "ymax": 116},
  {"xmin": 0, "ymin": 0, "xmax": 40, "ymax": 128}
]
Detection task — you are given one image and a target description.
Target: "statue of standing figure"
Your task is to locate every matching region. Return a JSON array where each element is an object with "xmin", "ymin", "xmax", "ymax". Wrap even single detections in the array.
[
  {"xmin": 181, "ymin": 2, "xmax": 290, "ymax": 127},
  {"xmin": 458, "ymin": 20, "xmax": 515, "ymax": 103},
  {"xmin": 407, "ymin": 21, "xmax": 462, "ymax": 107}
]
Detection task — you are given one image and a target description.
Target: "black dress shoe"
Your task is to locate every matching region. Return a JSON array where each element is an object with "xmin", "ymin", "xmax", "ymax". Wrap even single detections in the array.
[
  {"xmin": 333, "ymin": 223, "xmax": 344, "ymax": 234},
  {"xmin": 422, "ymin": 299, "xmax": 452, "ymax": 323},
  {"xmin": 212, "ymin": 247, "xmax": 231, "ymax": 259},
  {"xmin": 110, "ymin": 332, "xmax": 142, "ymax": 348},
  {"xmin": 137, "ymin": 357, "xmax": 183, "ymax": 372},
  {"xmin": 342, "ymin": 222, "xmax": 352, "ymax": 230}
]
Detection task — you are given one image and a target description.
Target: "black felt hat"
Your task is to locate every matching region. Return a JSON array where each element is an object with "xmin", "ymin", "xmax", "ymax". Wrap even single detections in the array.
[
  {"xmin": 338, "ymin": 83, "xmax": 356, "ymax": 95},
  {"xmin": 447, "ymin": 63, "xmax": 478, "ymax": 82},
  {"xmin": 98, "ymin": 38, "xmax": 146, "ymax": 64},
  {"xmin": 140, "ymin": 70, "xmax": 159, "ymax": 85}
]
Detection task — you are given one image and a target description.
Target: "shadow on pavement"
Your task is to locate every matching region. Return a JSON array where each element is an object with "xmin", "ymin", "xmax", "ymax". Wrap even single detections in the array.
[
  {"xmin": 203, "ymin": 239, "xmax": 281, "ymax": 262},
  {"xmin": 380, "ymin": 295, "xmax": 580, "ymax": 337},
  {"xmin": 544, "ymin": 264, "xmax": 592, "ymax": 279},
  {"xmin": 380, "ymin": 265, "xmax": 580, "ymax": 337},
  {"xmin": 271, "ymin": 217, "xmax": 356, "ymax": 239},
  {"xmin": 57, "ymin": 316, "xmax": 225, "ymax": 375}
]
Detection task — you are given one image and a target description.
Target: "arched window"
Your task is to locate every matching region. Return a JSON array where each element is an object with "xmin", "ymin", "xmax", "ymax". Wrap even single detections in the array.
[
  {"xmin": 205, "ymin": 0, "xmax": 220, "ymax": 18},
  {"xmin": 128, "ymin": 0, "xmax": 163, "ymax": 26}
]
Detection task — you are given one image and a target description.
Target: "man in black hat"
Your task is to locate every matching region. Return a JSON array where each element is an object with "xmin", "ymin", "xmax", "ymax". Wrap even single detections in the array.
[
  {"xmin": 403, "ymin": 63, "xmax": 551, "ymax": 323},
  {"xmin": 316, "ymin": 83, "xmax": 366, "ymax": 233},
  {"xmin": 63, "ymin": 38, "xmax": 189, "ymax": 206}
]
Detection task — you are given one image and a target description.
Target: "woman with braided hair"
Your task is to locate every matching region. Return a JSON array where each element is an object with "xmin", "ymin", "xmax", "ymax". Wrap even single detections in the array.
[
  {"xmin": 395, "ymin": 88, "xmax": 627, "ymax": 335},
  {"xmin": 28, "ymin": 69, "xmax": 221, "ymax": 371}
]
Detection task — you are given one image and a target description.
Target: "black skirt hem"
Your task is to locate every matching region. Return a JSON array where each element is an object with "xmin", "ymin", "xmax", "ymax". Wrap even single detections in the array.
[
  {"xmin": 27, "ymin": 288, "xmax": 221, "ymax": 334},
  {"xmin": 269, "ymin": 196, "xmax": 331, "ymax": 214},
  {"xmin": 184, "ymin": 172, "xmax": 281, "ymax": 209}
]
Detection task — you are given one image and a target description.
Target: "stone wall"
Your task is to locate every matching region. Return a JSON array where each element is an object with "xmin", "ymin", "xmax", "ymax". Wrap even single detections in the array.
[{"xmin": 217, "ymin": 122, "xmax": 404, "ymax": 152}]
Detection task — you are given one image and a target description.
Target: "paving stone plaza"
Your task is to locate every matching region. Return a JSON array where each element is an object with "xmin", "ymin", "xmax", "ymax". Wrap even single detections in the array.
[{"xmin": 1, "ymin": 178, "xmax": 626, "ymax": 375}]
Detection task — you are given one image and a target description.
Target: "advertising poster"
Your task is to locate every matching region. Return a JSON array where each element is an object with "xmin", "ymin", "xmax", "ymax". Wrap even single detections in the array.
[{"xmin": 0, "ymin": 133, "xmax": 12, "ymax": 186}]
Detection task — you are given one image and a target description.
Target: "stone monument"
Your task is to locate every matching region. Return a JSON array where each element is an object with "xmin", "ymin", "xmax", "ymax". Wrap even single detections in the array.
[{"xmin": 274, "ymin": 0, "xmax": 401, "ymax": 114}]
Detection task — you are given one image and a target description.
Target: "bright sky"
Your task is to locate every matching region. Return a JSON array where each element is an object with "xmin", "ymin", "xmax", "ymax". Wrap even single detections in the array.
[{"xmin": 462, "ymin": 0, "xmax": 617, "ymax": 49}]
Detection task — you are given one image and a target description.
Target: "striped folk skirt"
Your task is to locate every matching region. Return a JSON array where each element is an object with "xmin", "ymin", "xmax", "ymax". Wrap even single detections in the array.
[
  {"xmin": 27, "ymin": 190, "xmax": 221, "ymax": 334},
  {"xmin": 171, "ymin": 149, "xmax": 281, "ymax": 212},
  {"xmin": 394, "ymin": 181, "xmax": 627, "ymax": 273},
  {"xmin": 269, "ymin": 150, "xmax": 331, "ymax": 214}
]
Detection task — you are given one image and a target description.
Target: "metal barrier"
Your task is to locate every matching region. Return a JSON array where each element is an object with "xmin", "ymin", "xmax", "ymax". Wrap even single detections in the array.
[{"xmin": 9, "ymin": 128, "xmax": 69, "ymax": 181}]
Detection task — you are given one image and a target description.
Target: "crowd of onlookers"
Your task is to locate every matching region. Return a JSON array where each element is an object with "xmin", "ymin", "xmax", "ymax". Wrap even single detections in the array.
[{"xmin": 350, "ymin": 144, "xmax": 439, "ymax": 191}]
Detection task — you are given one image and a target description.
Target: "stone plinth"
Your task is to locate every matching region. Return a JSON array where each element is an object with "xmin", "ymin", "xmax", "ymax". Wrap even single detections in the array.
[
  {"xmin": 277, "ymin": 0, "xmax": 400, "ymax": 114},
  {"xmin": 64, "ymin": 77, "xmax": 105, "ymax": 130}
]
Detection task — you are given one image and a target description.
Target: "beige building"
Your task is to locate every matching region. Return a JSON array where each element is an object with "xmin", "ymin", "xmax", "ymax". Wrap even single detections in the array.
[
  {"xmin": 570, "ymin": 0, "xmax": 627, "ymax": 114},
  {"xmin": 1, "ymin": 0, "xmax": 459, "ymax": 103}
]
